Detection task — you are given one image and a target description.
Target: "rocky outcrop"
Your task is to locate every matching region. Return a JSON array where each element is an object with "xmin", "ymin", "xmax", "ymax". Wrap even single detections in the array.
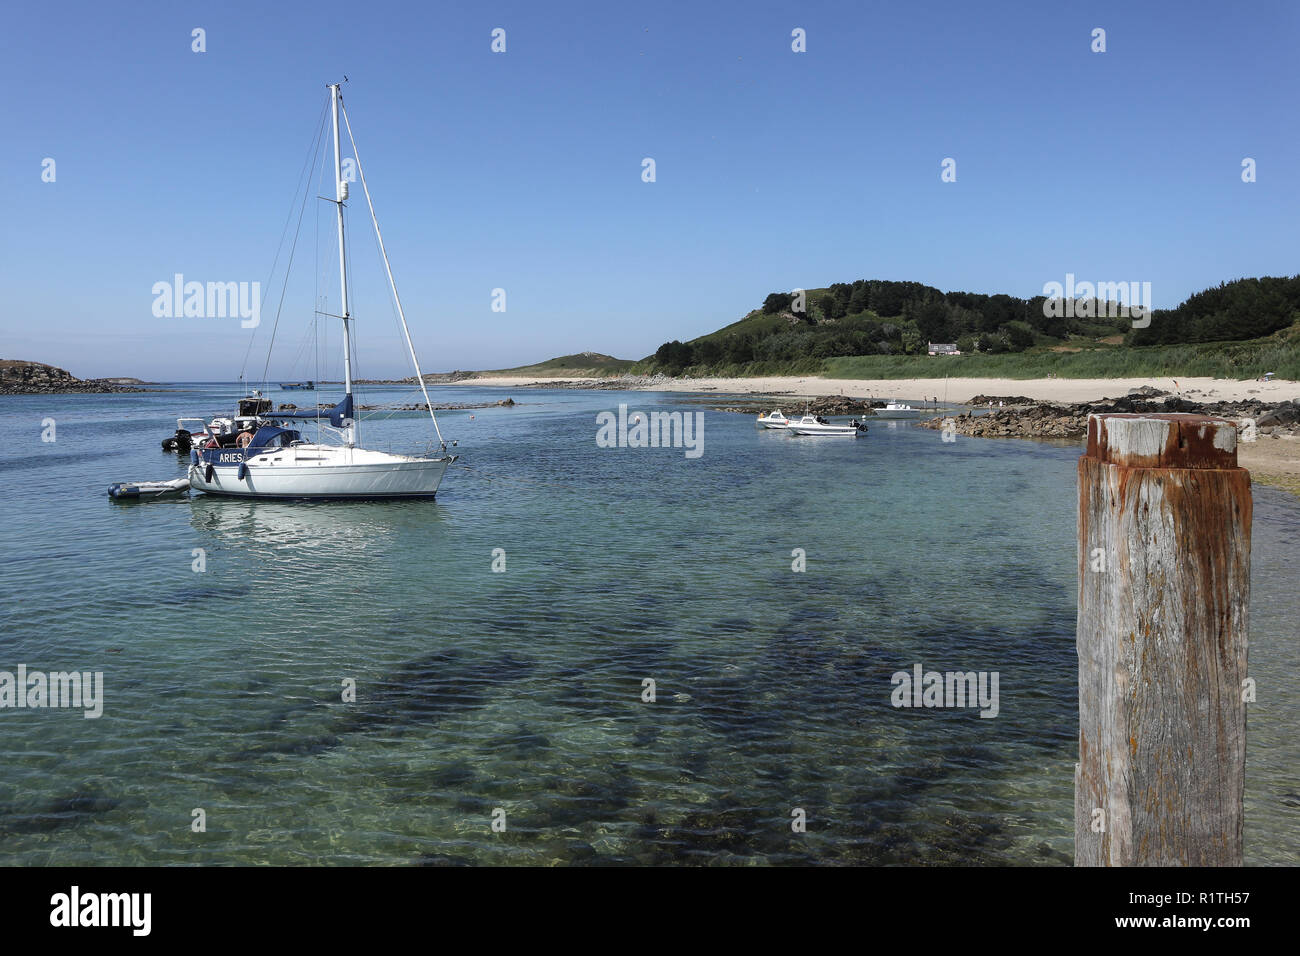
[
  {"xmin": 354, "ymin": 398, "xmax": 518, "ymax": 412},
  {"xmin": 1257, "ymin": 400, "xmax": 1299, "ymax": 427},
  {"xmin": 968, "ymin": 394, "xmax": 1037, "ymax": 407},
  {"xmin": 0, "ymin": 360, "xmax": 148, "ymax": 394},
  {"xmin": 713, "ymin": 395, "xmax": 877, "ymax": 416},
  {"xmin": 920, "ymin": 395, "xmax": 1299, "ymax": 441}
]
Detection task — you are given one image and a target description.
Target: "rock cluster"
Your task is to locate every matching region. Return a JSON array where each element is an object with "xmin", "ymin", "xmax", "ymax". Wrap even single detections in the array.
[
  {"xmin": 712, "ymin": 395, "xmax": 877, "ymax": 415},
  {"xmin": 0, "ymin": 360, "xmax": 147, "ymax": 394},
  {"xmin": 968, "ymin": 394, "xmax": 1037, "ymax": 406},
  {"xmin": 920, "ymin": 395, "xmax": 1300, "ymax": 441}
]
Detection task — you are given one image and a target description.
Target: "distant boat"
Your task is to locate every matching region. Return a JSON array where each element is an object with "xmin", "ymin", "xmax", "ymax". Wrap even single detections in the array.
[
  {"xmin": 756, "ymin": 409, "xmax": 791, "ymax": 429},
  {"xmin": 882, "ymin": 401, "xmax": 916, "ymax": 413},
  {"xmin": 786, "ymin": 415, "xmax": 867, "ymax": 437},
  {"xmin": 280, "ymin": 381, "xmax": 315, "ymax": 391}
]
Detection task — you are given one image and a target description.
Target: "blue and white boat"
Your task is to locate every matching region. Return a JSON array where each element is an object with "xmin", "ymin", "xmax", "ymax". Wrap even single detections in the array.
[{"xmin": 188, "ymin": 83, "xmax": 456, "ymax": 499}]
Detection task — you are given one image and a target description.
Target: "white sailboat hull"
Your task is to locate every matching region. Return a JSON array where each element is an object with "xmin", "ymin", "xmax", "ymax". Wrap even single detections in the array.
[{"xmin": 189, "ymin": 444, "xmax": 454, "ymax": 499}]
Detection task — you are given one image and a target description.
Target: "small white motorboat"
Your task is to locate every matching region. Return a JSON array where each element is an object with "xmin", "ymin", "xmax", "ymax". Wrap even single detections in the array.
[
  {"xmin": 785, "ymin": 415, "xmax": 867, "ymax": 437},
  {"xmin": 756, "ymin": 409, "xmax": 792, "ymax": 429},
  {"xmin": 108, "ymin": 477, "xmax": 192, "ymax": 500},
  {"xmin": 882, "ymin": 401, "xmax": 917, "ymax": 413}
]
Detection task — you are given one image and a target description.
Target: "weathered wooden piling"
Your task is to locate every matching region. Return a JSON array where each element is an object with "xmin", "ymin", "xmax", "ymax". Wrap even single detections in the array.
[{"xmin": 1075, "ymin": 414, "xmax": 1251, "ymax": 866}]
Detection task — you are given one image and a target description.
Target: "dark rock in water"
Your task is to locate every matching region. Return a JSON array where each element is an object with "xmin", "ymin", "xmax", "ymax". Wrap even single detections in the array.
[
  {"xmin": 161, "ymin": 584, "xmax": 252, "ymax": 606},
  {"xmin": 562, "ymin": 841, "xmax": 600, "ymax": 864},
  {"xmin": 235, "ymin": 650, "xmax": 537, "ymax": 762},
  {"xmin": 427, "ymin": 761, "xmax": 478, "ymax": 788},
  {"xmin": 483, "ymin": 725, "xmax": 552, "ymax": 758},
  {"xmin": 1036, "ymin": 841, "xmax": 1072, "ymax": 863},
  {"xmin": 242, "ymin": 733, "xmax": 343, "ymax": 758},
  {"xmin": 278, "ymin": 403, "xmax": 297, "ymax": 410},
  {"xmin": 415, "ymin": 853, "xmax": 477, "ymax": 866},
  {"xmin": 631, "ymin": 724, "xmax": 660, "ymax": 748},
  {"xmin": 968, "ymin": 394, "xmax": 1036, "ymax": 406},
  {"xmin": 713, "ymin": 618, "xmax": 753, "ymax": 632},
  {"xmin": 454, "ymin": 794, "xmax": 494, "ymax": 814},
  {"xmin": 0, "ymin": 788, "xmax": 122, "ymax": 834}
]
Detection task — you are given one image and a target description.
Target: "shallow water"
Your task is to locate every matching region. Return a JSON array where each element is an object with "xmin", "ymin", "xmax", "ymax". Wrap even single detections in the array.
[{"xmin": 0, "ymin": 384, "xmax": 1295, "ymax": 865}]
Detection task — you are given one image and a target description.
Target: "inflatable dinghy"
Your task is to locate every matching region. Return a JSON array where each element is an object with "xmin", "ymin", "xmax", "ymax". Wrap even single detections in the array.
[{"xmin": 107, "ymin": 477, "xmax": 191, "ymax": 500}]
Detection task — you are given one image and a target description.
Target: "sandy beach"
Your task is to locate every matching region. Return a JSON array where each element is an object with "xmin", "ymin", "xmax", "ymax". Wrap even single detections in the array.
[{"xmin": 454, "ymin": 373, "xmax": 1300, "ymax": 405}]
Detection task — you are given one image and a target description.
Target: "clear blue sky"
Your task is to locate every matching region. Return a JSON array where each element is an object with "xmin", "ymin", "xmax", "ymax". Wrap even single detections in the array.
[{"xmin": 3, "ymin": 0, "xmax": 1297, "ymax": 380}]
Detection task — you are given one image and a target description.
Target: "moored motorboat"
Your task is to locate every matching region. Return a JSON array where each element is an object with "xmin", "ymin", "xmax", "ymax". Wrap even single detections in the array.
[
  {"xmin": 882, "ymin": 400, "xmax": 916, "ymax": 413},
  {"xmin": 756, "ymin": 409, "xmax": 792, "ymax": 429},
  {"xmin": 785, "ymin": 414, "xmax": 868, "ymax": 437},
  {"xmin": 162, "ymin": 396, "xmax": 275, "ymax": 452}
]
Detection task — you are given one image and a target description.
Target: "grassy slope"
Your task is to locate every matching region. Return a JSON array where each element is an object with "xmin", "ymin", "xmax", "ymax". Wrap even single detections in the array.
[
  {"xmin": 639, "ymin": 284, "xmax": 1300, "ymax": 380},
  {"xmin": 825, "ymin": 322, "xmax": 1300, "ymax": 380}
]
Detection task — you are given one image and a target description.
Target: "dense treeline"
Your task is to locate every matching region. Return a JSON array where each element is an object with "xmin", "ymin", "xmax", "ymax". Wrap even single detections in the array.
[
  {"xmin": 649, "ymin": 278, "xmax": 1130, "ymax": 374},
  {"xmin": 1129, "ymin": 276, "xmax": 1300, "ymax": 346},
  {"xmin": 645, "ymin": 276, "xmax": 1300, "ymax": 375}
]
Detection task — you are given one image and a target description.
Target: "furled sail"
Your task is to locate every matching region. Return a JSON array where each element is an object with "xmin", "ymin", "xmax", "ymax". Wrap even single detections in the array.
[{"xmin": 269, "ymin": 393, "xmax": 355, "ymax": 428}]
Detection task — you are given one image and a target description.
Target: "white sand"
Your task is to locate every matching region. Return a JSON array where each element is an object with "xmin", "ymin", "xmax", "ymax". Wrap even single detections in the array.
[{"xmin": 452, "ymin": 374, "xmax": 1300, "ymax": 405}]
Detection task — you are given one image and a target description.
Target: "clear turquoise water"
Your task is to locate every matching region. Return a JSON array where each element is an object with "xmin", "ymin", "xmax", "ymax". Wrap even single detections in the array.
[{"xmin": 0, "ymin": 384, "xmax": 1295, "ymax": 865}]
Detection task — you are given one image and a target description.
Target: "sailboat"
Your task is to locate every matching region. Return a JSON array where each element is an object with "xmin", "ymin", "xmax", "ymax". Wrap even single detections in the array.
[{"xmin": 189, "ymin": 83, "xmax": 457, "ymax": 499}]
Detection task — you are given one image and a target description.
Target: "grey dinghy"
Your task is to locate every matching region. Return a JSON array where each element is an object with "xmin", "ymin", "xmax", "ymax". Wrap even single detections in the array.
[{"xmin": 107, "ymin": 478, "xmax": 191, "ymax": 500}]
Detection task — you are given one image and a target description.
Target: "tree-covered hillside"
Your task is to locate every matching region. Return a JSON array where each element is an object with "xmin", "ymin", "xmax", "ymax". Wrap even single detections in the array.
[
  {"xmin": 1130, "ymin": 276, "xmax": 1300, "ymax": 346},
  {"xmin": 639, "ymin": 276, "xmax": 1300, "ymax": 377}
]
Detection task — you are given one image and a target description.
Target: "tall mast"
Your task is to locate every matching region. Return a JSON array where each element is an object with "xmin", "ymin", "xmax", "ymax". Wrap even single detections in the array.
[
  {"xmin": 338, "ymin": 99, "xmax": 447, "ymax": 450},
  {"xmin": 330, "ymin": 82, "xmax": 356, "ymax": 444}
]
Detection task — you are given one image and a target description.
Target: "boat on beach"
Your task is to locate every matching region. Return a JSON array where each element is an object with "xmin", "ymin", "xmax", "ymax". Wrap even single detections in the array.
[{"xmin": 785, "ymin": 414, "xmax": 868, "ymax": 437}]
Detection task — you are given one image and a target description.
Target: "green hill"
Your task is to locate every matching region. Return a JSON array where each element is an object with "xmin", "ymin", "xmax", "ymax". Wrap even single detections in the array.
[
  {"xmin": 633, "ymin": 276, "xmax": 1300, "ymax": 380},
  {"xmin": 478, "ymin": 352, "xmax": 636, "ymax": 378}
]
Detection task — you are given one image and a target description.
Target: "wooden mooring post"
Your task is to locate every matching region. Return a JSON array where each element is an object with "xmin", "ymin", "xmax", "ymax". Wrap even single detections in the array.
[{"xmin": 1075, "ymin": 414, "xmax": 1251, "ymax": 866}]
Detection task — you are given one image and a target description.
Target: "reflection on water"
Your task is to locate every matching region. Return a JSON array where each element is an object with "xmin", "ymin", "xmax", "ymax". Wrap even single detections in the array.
[
  {"xmin": 188, "ymin": 497, "xmax": 447, "ymax": 559},
  {"xmin": 0, "ymin": 384, "xmax": 1295, "ymax": 865}
]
